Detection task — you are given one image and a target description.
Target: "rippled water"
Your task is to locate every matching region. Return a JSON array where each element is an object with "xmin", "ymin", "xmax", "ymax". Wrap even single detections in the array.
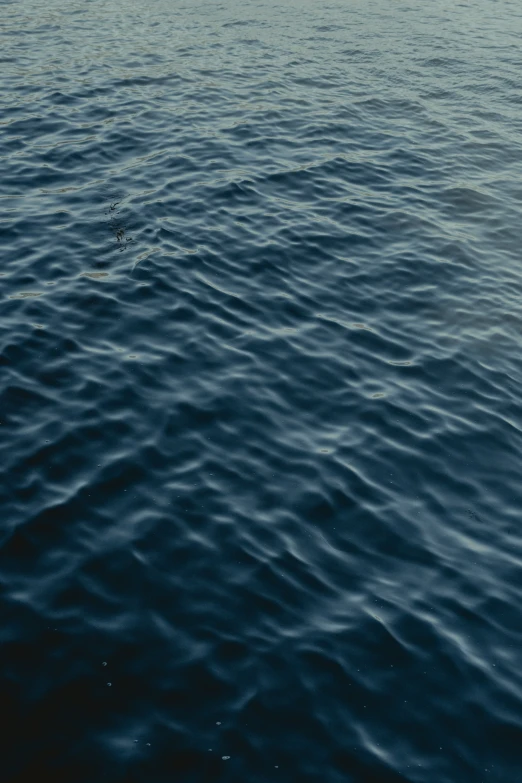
[{"xmin": 2, "ymin": 0, "xmax": 522, "ymax": 780}]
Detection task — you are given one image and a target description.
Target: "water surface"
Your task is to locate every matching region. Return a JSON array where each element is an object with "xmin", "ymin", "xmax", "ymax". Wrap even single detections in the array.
[{"xmin": 2, "ymin": 1, "xmax": 522, "ymax": 781}]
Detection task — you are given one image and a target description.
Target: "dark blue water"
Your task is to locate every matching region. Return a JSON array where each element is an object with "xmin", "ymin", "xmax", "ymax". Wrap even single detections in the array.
[{"xmin": 2, "ymin": 0, "xmax": 522, "ymax": 780}]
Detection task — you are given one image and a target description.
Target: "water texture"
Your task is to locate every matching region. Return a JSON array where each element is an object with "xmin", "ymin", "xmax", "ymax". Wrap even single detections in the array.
[{"xmin": 2, "ymin": 0, "xmax": 522, "ymax": 780}]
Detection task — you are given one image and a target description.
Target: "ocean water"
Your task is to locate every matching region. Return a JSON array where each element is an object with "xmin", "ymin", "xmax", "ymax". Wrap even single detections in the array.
[{"xmin": 2, "ymin": 0, "xmax": 522, "ymax": 780}]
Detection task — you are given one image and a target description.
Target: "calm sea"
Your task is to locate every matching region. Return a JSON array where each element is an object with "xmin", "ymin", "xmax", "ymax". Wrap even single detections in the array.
[{"xmin": 2, "ymin": 1, "xmax": 522, "ymax": 781}]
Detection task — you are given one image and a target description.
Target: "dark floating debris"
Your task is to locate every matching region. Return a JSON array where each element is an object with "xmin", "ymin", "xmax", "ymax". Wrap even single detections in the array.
[{"xmin": 104, "ymin": 193, "xmax": 134, "ymax": 251}]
